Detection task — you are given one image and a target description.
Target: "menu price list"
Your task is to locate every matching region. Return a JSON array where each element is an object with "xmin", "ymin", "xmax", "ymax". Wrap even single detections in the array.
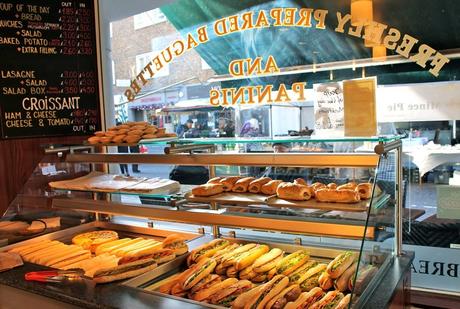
[{"xmin": 0, "ymin": 0, "xmax": 100, "ymax": 138}]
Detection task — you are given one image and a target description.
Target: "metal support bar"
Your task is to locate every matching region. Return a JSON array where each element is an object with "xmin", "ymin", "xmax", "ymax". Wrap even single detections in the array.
[
  {"xmin": 395, "ymin": 143, "xmax": 403, "ymax": 256},
  {"xmin": 66, "ymin": 153, "xmax": 379, "ymax": 168},
  {"xmin": 52, "ymin": 198, "xmax": 375, "ymax": 239},
  {"xmin": 164, "ymin": 144, "xmax": 215, "ymax": 154},
  {"xmin": 374, "ymin": 140, "xmax": 402, "ymax": 155}
]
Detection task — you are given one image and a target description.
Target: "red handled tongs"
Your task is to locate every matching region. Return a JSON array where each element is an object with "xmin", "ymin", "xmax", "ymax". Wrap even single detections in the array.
[{"xmin": 25, "ymin": 270, "xmax": 83, "ymax": 283}]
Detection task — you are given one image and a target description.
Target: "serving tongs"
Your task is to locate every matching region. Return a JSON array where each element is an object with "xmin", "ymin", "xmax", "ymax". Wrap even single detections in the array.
[{"xmin": 25, "ymin": 270, "xmax": 83, "ymax": 283}]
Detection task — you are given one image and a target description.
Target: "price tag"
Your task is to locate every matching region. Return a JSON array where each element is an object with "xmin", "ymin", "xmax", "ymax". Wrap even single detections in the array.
[{"xmin": 41, "ymin": 165, "xmax": 57, "ymax": 175}]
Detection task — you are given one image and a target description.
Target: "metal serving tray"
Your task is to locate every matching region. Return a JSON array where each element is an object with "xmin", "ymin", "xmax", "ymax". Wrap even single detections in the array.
[{"xmin": 123, "ymin": 236, "xmax": 392, "ymax": 309}]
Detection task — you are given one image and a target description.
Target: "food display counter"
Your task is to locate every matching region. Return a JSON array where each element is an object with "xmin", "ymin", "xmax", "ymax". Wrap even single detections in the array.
[{"xmin": 0, "ymin": 136, "xmax": 413, "ymax": 309}]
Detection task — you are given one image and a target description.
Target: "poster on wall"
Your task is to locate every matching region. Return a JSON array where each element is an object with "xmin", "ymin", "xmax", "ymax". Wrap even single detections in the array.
[
  {"xmin": 0, "ymin": 0, "xmax": 101, "ymax": 139},
  {"xmin": 343, "ymin": 77, "xmax": 377, "ymax": 137},
  {"xmin": 313, "ymin": 82, "xmax": 344, "ymax": 137},
  {"xmin": 377, "ymin": 81, "xmax": 460, "ymax": 122}
]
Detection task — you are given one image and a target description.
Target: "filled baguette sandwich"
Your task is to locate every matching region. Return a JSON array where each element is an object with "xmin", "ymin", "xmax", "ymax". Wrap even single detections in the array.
[
  {"xmin": 238, "ymin": 275, "xmax": 289, "ymax": 309},
  {"xmin": 276, "ymin": 250, "xmax": 310, "ymax": 276},
  {"xmin": 309, "ymin": 290, "xmax": 344, "ymax": 309},
  {"xmin": 284, "ymin": 287, "xmax": 324, "ymax": 309},
  {"xmin": 162, "ymin": 234, "xmax": 188, "ymax": 255},
  {"xmin": 210, "ymin": 279, "xmax": 253, "ymax": 307},
  {"xmin": 326, "ymin": 251, "xmax": 358, "ymax": 279},
  {"xmin": 187, "ymin": 238, "xmax": 231, "ymax": 265},
  {"xmin": 265, "ymin": 284, "xmax": 302, "ymax": 309}
]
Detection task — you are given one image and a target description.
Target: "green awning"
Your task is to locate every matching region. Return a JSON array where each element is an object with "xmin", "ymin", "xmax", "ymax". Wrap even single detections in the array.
[{"xmin": 161, "ymin": 0, "xmax": 460, "ymax": 87}]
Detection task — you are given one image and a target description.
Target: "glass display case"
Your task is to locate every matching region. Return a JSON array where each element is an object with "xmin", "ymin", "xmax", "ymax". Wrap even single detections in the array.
[{"xmin": 0, "ymin": 136, "xmax": 411, "ymax": 309}]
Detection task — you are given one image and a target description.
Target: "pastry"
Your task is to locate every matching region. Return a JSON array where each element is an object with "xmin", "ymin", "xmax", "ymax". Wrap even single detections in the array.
[
  {"xmin": 260, "ymin": 180, "xmax": 283, "ymax": 195},
  {"xmin": 315, "ymin": 189, "xmax": 360, "ymax": 203},
  {"xmin": 219, "ymin": 176, "xmax": 241, "ymax": 191},
  {"xmin": 248, "ymin": 177, "xmax": 272, "ymax": 193},
  {"xmin": 191, "ymin": 183, "xmax": 224, "ymax": 197},
  {"xmin": 356, "ymin": 183, "xmax": 372, "ymax": 199},
  {"xmin": 337, "ymin": 182, "xmax": 357, "ymax": 190},
  {"xmin": 88, "ymin": 136, "xmax": 100, "ymax": 144},
  {"xmin": 276, "ymin": 182, "xmax": 312, "ymax": 201},
  {"xmin": 327, "ymin": 183, "xmax": 337, "ymax": 189},
  {"xmin": 232, "ymin": 177, "xmax": 255, "ymax": 193},
  {"xmin": 311, "ymin": 182, "xmax": 326, "ymax": 191}
]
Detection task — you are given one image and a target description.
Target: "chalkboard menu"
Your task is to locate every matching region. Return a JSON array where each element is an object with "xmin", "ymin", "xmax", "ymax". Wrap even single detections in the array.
[{"xmin": 0, "ymin": 0, "xmax": 100, "ymax": 138}]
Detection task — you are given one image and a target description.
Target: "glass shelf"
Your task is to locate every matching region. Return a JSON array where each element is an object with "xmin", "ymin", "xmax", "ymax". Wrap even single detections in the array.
[{"xmin": 165, "ymin": 135, "xmax": 402, "ymax": 145}]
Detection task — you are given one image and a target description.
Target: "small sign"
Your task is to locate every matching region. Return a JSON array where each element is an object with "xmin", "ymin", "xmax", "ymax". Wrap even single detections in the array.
[
  {"xmin": 343, "ymin": 77, "xmax": 377, "ymax": 137},
  {"xmin": 41, "ymin": 165, "xmax": 57, "ymax": 176},
  {"xmin": 313, "ymin": 82, "xmax": 344, "ymax": 137}
]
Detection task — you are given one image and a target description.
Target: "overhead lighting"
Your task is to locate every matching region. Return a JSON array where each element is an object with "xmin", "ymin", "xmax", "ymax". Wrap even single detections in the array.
[
  {"xmin": 351, "ymin": 0, "xmax": 373, "ymax": 26},
  {"xmin": 330, "ymin": 70, "xmax": 334, "ymax": 80}
]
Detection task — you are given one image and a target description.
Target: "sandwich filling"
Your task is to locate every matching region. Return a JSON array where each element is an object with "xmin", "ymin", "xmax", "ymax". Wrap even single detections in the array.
[
  {"xmin": 93, "ymin": 259, "xmax": 156, "ymax": 278},
  {"xmin": 184, "ymin": 260, "xmax": 214, "ymax": 286},
  {"xmin": 278, "ymin": 252, "xmax": 308, "ymax": 273},
  {"xmin": 331, "ymin": 252, "xmax": 354, "ymax": 271},
  {"xmin": 251, "ymin": 277, "xmax": 285, "ymax": 309}
]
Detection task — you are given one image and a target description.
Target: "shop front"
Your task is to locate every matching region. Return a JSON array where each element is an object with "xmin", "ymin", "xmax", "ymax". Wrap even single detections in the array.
[{"xmin": 0, "ymin": 0, "xmax": 460, "ymax": 308}]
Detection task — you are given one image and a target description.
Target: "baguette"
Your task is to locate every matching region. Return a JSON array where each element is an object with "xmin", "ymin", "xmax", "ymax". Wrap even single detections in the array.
[
  {"xmin": 221, "ymin": 243, "xmax": 257, "ymax": 268},
  {"xmin": 189, "ymin": 274, "xmax": 221, "ymax": 295},
  {"xmin": 252, "ymin": 248, "xmax": 284, "ymax": 273},
  {"xmin": 191, "ymin": 278, "xmax": 238, "ymax": 302},
  {"xmin": 284, "ymin": 287, "xmax": 324, "ymax": 309},
  {"xmin": 232, "ymin": 177, "xmax": 255, "ymax": 193},
  {"xmin": 95, "ymin": 238, "xmax": 132, "ymax": 255},
  {"xmin": 93, "ymin": 258, "xmax": 157, "ymax": 284},
  {"xmin": 232, "ymin": 284, "xmax": 264, "ymax": 309},
  {"xmin": 248, "ymin": 177, "xmax": 272, "ymax": 193},
  {"xmin": 326, "ymin": 251, "xmax": 358, "ymax": 279},
  {"xmin": 234, "ymin": 244, "xmax": 269, "ymax": 271},
  {"xmin": 276, "ymin": 182, "xmax": 312, "ymax": 201},
  {"xmin": 309, "ymin": 290, "xmax": 344, "ymax": 309},
  {"xmin": 276, "ymin": 250, "xmax": 310, "ymax": 276},
  {"xmin": 288, "ymin": 260, "xmax": 318, "ymax": 283},
  {"xmin": 265, "ymin": 284, "xmax": 302, "ymax": 309},
  {"xmin": 210, "ymin": 279, "xmax": 253, "ymax": 307},
  {"xmin": 334, "ymin": 262, "xmax": 358, "ymax": 292},
  {"xmin": 243, "ymin": 275, "xmax": 289, "ymax": 309},
  {"xmin": 296, "ymin": 264, "xmax": 327, "ymax": 292},
  {"xmin": 181, "ymin": 258, "xmax": 217, "ymax": 290},
  {"xmin": 335, "ymin": 293, "xmax": 351, "ymax": 309},
  {"xmin": 187, "ymin": 238, "xmax": 230, "ymax": 265},
  {"xmin": 158, "ymin": 274, "xmax": 180, "ymax": 294},
  {"xmin": 318, "ymin": 271, "xmax": 334, "ymax": 290},
  {"xmin": 261, "ymin": 180, "xmax": 283, "ymax": 195},
  {"xmin": 162, "ymin": 234, "xmax": 188, "ymax": 255}
]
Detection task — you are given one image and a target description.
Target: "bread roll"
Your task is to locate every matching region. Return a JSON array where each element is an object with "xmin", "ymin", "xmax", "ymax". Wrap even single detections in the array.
[
  {"xmin": 248, "ymin": 177, "xmax": 272, "ymax": 193},
  {"xmin": 232, "ymin": 177, "xmax": 255, "ymax": 193},
  {"xmin": 277, "ymin": 182, "xmax": 312, "ymax": 201},
  {"xmin": 261, "ymin": 180, "xmax": 283, "ymax": 195},
  {"xmin": 315, "ymin": 189, "xmax": 360, "ymax": 203},
  {"xmin": 191, "ymin": 184, "xmax": 224, "ymax": 197},
  {"xmin": 112, "ymin": 135, "xmax": 126, "ymax": 143},
  {"xmin": 356, "ymin": 183, "xmax": 372, "ymax": 199}
]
